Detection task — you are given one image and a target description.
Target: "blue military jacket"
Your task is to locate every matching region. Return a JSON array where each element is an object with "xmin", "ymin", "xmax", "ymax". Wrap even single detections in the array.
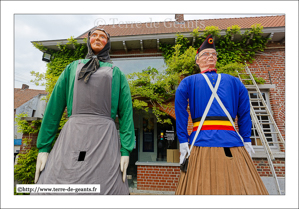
[{"xmin": 175, "ymin": 71, "xmax": 252, "ymax": 147}]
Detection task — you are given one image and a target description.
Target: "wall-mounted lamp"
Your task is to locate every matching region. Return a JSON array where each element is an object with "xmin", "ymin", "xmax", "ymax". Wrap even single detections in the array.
[{"xmin": 42, "ymin": 52, "xmax": 52, "ymax": 62}]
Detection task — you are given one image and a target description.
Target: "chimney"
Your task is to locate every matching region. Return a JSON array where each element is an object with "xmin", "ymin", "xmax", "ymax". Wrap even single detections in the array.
[
  {"xmin": 175, "ymin": 14, "xmax": 184, "ymax": 23},
  {"xmin": 21, "ymin": 84, "xmax": 29, "ymax": 90}
]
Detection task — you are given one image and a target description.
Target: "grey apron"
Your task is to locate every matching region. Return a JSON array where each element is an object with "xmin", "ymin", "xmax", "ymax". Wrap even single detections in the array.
[{"xmin": 36, "ymin": 60, "xmax": 129, "ymax": 195}]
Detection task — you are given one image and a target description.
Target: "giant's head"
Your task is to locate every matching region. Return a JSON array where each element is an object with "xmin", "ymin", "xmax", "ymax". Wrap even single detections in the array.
[
  {"xmin": 195, "ymin": 34, "xmax": 218, "ymax": 72},
  {"xmin": 88, "ymin": 28, "xmax": 110, "ymax": 55}
]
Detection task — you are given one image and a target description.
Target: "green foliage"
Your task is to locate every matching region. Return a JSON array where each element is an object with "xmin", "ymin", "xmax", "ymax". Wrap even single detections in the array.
[
  {"xmin": 15, "ymin": 113, "xmax": 41, "ymax": 134},
  {"xmin": 14, "ymin": 138, "xmax": 38, "ymax": 195},
  {"xmin": 15, "ymin": 113, "xmax": 29, "ymax": 133},
  {"xmin": 127, "ymin": 67, "xmax": 182, "ymax": 124},
  {"xmin": 217, "ymin": 62, "xmax": 265, "ymax": 84},
  {"xmin": 160, "ymin": 24, "xmax": 269, "ymax": 67},
  {"xmin": 192, "ymin": 26, "xmax": 221, "ymax": 50},
  {"xmin": 217, "ymin": 62, "xmax": 244, "ymax": 77},
  {"xmin": 31, "ymin": 25, "xmax": 268, "ymax": 125},
  {"xmin": 201, "ymin": 25, "xmax": 221, "ymax": 38},
  {"xmin": 165, "ymin": 45, "xmax": 198, "ymax": 75},
  {"xmin": 159, "ymin": 34, "xmax": 190, "ymax": 60},
  {"xmin": 14, "ymin": 142, "xmax": 38, "ymax": 186},
  {"xmin": 32, "ymin": 37, "xmax": 88, "ymax": 100},
  {"xmin": 251, "ymin": 23, "xmax": 264, "ymax": 34},
  {"xmin": 226, "ymin": 25, "xmax": 241, "ymax": 36},
  {"xmin": 14, "ymin": 114, "xmax": 41, "ymax": 193},
  {"xmin": 30, "ymin": 71, "xmax": 45, "ymax": 86},
  {"xmin": 159, "ymin": 24, "xmax": 268, "ymax": 83},
  {"xmin": 128, "ymin": 24, "xmax": 268, "ymax": 124}
]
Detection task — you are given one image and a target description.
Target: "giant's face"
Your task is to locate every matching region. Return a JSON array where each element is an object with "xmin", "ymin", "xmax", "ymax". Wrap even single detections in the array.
[
  {"xmin": 89, "ymin": 30, "xmax": 108, "ymax": 55},
  {"xmin": 196, "ymin": 48, "xmax": 217, "ymax": 70}
]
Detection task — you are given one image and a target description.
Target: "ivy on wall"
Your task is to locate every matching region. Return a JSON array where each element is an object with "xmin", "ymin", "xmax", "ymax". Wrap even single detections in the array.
[
  {"xmin": 31, "ymin": 24, "xmax": 268, "ymax": 124},
  {"xmin": 160, "ymin": 23, "xmax": 269, "ymax": 75},
  {"xmin": 127, "ymin": 67, "xmax": 183, "ymax": 124},
  {"xmin": 15, "ymin": 113, "xmax": 39, "ymax": 134},
  {"xmin": 31, "ymin": 37, "xmax": 88, "ymax": 99},
  {"xmin": 129, "ymin": 24, "xmax": 268, "ymax": 123}
]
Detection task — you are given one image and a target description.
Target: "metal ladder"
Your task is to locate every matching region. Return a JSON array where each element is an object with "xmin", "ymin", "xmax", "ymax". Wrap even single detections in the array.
[{"xmin": 237, "ymin": 63, "xmax": 285, "ymax": 195}]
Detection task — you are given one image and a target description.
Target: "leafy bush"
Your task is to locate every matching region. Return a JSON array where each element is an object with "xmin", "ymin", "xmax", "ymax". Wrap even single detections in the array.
[
  {"xmin": 165, "ymin": 45, "xmax": 198, "ymax": 75},
  {"xmin": 31, "ymin": 37, "xmax": 88, "ymax": 99},
  {"xmin": 161, "ymin": 24, "xmax": 269, "ymax": 67},
  {"xmin": 15, "ymin": 115, "xmax": 41, "ymax": 135},
  {"xmin": 14, "ymin": 142, "xmax": 38, "ymax": 184},
  {"xmin": 127, "ymin": 67, "xmax": 182, "ymax": 124},
  {"xmin": 14, "ymin": 138, "xmax": 38, "ymax": 195},
  {"xmin": 217, "ymin": 62, "xmax": 265, "ymax": 84}
]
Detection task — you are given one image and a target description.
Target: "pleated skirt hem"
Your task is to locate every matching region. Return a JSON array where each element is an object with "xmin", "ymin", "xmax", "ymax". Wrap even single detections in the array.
[{"xmin": 175, "ymin": 146, "xmax": 269, "ymax": 195}]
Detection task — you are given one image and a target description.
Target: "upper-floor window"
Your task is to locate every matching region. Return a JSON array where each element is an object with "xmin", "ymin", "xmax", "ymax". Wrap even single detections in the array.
[{"xmin": 111, "ymin": 57, "xmax": 166, "ymax": 74}]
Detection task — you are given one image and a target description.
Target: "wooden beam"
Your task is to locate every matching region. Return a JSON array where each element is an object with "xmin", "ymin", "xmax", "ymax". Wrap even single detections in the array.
[
  {"xmin": 140, "ymin": 40, "xmax": 143, "ymax": 52},
  {"xmin": 246, "ymin": 33, "xmax": 254, "ymax": 45},
  {"xmin": 192, "ymin": 36, "xmax": 195, "ymax": 46},
  {"xmin": 268, "ymin": 32, "xmax": 274, "ymax": 43},
  {"xmin": 123, "ymin": 41, "xmax": 127, "ymax": 53}
]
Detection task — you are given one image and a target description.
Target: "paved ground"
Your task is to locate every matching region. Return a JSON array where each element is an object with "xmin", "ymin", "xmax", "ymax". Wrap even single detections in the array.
[{"xmin": 129, "ymin": 187, "xmax": 175, "ymax": 195}]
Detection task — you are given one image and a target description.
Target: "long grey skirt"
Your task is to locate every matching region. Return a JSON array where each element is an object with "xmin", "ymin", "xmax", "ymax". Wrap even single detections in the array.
[{"xmin": 35, "ymin": 61, "xmax": 129, "ymax": 195}]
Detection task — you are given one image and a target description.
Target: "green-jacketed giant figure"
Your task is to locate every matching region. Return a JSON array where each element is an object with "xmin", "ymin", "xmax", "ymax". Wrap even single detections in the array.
[{"xmin": 34, "ymin": 28, "xmax": 135, "ymax": 195}]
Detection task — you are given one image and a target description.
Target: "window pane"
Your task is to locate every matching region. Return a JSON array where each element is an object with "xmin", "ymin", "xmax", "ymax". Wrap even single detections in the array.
[
  {"xmin": 250, "ymin": 93, "xmax": 257, "ymax": 99},
  {"xmin": 249, "ymin": 91, "xmax": 277, "ymax": 147},
  {"xmin": 111, "ymin": 57, "xmax": 166, "ymax": 75},
  {"xmin": 143, "ymin": 117, "xmax": 155, "ymax": 152}
]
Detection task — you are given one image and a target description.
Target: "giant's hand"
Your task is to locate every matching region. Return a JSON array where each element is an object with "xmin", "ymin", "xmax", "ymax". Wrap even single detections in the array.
[
  {"xmin": 34, "ymin": 152, "xmax": 49, "ymax": 183},
  {"xmin": 180, "ymin": 142, "xmax": 190, "ymax": 164},
  {"xmin": 244, "ymin": 142, "xmax": 255, "ymax": 158},
  {"xmin": 120, "ymin": 156, "xmax": 129, "ymax": 183}
]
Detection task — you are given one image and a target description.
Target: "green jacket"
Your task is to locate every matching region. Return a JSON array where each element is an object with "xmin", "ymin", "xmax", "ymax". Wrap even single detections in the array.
[{"xmin": 37, "ymin": 59, "xmax": 135, "ymax": 156}]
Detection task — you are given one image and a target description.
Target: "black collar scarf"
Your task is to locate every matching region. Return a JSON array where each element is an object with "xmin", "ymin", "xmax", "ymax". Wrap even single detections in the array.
[{"xmin": 78, "ymin": 28, "xmax": 111, "ymax": 83}]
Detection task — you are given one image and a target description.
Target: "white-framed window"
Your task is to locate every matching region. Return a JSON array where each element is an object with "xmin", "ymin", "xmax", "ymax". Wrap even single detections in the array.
[{"xmin": 248, "ymin": 90, "xmax": 279, "ymax": 150}]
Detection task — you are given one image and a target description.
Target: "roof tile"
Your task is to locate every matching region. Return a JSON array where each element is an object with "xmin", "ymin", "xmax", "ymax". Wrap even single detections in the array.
[
  {"xmin": 14, "ymin": 88, "xmax": 47, "ymax": 109},
  {"xmin": 78, "ymin": 15, "xmax": 285, "ymax": 38}
]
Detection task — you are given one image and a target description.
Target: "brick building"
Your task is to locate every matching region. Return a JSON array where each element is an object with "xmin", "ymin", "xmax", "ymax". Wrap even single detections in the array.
[
  {"xmin": 14, "ymin": 84, "xmax": 47, "ymax": 161},
  {"xmin": 33, "ymin": 14, "xmax": 285, "ymax": 194}
]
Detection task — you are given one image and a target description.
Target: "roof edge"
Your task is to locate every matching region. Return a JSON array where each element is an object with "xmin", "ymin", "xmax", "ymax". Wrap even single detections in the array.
[
  {"xmin": 32, "ymin": 26, "xmax": 285, "ymax": 49},
  {"xmin": 76, "ymin": 14, "xmax": 285, "ymax": 38}
]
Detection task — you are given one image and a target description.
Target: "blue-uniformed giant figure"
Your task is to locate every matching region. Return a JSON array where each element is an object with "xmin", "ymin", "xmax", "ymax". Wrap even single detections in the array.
[{"xmin": 175, "ymin": 35, "xmax": 268, "ymax": 195}]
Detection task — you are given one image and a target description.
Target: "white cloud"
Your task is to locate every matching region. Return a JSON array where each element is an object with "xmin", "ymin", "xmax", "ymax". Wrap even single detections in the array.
[{"xmin": 13, "ymin": 14, "xmax": 282, "ymax": 90}]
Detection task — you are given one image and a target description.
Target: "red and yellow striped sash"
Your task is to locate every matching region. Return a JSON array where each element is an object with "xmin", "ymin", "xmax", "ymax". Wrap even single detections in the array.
[{"xmin": 193, "ymin": 120, "xmax": 235, "ymax": 132}]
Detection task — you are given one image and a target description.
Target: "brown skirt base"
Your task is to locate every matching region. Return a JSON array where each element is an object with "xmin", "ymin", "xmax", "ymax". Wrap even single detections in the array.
[{"xmin": 175, "ymin": 146, "xmax": 269, "ymax": 195}]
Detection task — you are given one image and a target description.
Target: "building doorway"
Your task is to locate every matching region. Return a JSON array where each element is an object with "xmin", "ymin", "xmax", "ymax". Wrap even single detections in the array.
[{"xmin": 156, "ymin": 116, "xmax": 177, "ymax": 162}]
